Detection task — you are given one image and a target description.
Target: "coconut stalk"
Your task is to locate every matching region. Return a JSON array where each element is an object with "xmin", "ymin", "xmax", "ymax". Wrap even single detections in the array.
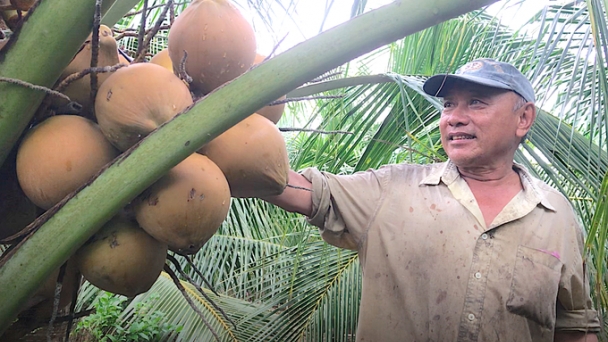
[
  {"xmin": 0, "ymin": 0, "xmax": 120, "ymax": 167},
  {"xmin": 0, "ymin": 0, "xmax": 498, "ymax": 334}
]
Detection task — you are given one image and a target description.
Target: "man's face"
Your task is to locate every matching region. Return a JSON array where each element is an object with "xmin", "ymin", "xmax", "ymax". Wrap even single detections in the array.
[{"xmin": 439, "ymin": 82, "xmax": 531, "ymax": 169}]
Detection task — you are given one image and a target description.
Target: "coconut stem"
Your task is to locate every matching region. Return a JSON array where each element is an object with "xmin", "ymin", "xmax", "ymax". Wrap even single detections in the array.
[
  {"xmin": 279, "ymin": 127, "xmax": 353, "ymax": 136},
  {"xmin": 285, "ymin": 184, "xmax": 313, "ymax": 192},
  {"xmin": 268, "ymin": 95, "xmax": 344, "ymax": 106},
  {"xmin": 132, "ymin": 0, "xmax": 173, "ymax": 63},
  {"xmin": 0, "ymin": 77, "xmax": 71, "ymax": 101},
  {"xmin": 88, "ymin": 0, "xmax": 103, "ymax": 109},
  {"xmin": 163, "ymin": 264, "xmax": 221, "ymax": 341},
  {"xmin": 46, "ymin": 262, "xmax": 66, "ymax": 342},
  {"xmin": 166, "ymin": 254, "xmax": 236, "ymax": 329},
  {"xmin": 55, "ymin": 64, "xmax": 127, "ymax": 93},
  {"xmin": 135, "ymin": 0, "xmax": 147, "ymax": 61},
  {"xmin": 183, "ymin": 254, "xmax": 219, "ymax": 296},
  {"xmin": 308, "ymin": 71, "xmax": 343, "ymax": 84},
  {"xmin": 63, "ymin": 270, "xmax": 81, "ymax": 342}
]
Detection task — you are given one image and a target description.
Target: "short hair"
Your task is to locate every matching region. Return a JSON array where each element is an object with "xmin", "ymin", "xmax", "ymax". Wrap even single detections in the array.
[{"xmin": 513, "ymin": 94, "xmax": 528, "ymax": 112}]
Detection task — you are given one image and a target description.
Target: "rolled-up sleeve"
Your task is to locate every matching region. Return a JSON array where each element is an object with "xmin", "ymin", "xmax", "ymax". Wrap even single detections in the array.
[
  {"xmin": 555, "ymin": 220, "xmax": 601, "ymax": 333},
  {"xmin": 299, "ymin": 167, "xmax": 389, "ymax": 251}
]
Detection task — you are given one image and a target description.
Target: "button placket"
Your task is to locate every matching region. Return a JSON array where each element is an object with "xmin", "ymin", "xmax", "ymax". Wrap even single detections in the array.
[{"xmin": 456, "ymin": 235, "xmax": 494, "ymax": 342}]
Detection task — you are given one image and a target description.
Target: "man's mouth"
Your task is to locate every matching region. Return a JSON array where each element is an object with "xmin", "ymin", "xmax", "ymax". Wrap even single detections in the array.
[{"xmin": 450, "ymin": 134, "xmax": 475, "ymax": 141}]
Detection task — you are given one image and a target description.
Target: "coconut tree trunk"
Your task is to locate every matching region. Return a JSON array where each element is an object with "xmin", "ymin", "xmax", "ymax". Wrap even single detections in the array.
[{"xmin": 0, "ymin": 0, "xmax": 498, "ymax": 333}]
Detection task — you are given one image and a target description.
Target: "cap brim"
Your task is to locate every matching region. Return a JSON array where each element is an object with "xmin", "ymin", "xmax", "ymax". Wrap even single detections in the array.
[{"xmin": 423, "ymin": 74, "xmax": 512, "ymax": 97}]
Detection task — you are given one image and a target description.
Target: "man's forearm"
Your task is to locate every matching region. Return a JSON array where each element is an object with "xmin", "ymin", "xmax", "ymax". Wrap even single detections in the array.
[{"xmin": 262, "ymin": 170, "xmax": 313, "ymax": 216}]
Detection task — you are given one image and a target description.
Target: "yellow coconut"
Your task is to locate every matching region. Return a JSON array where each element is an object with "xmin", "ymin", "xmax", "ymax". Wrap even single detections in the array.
[
  {"xmin": 16, "ymin": 115, "xmax": 119, "ymax": 209},
  {"xmin": 198, "ymin": 113, "xmax": 289, "ymax": 198},
  {"xmin": 134, "ymin": 153, "xmax": 231, "ymax": 255},
  {"xmin": 253, "ymin": 53, "xmax": 286, "ymax": 124},
  {"xmin": 95, "ymin": 62, "xmax": 194, "ymax": 151},
  {"xmin": 75, "ymin": 215, "xmax": 168, "ymax": 297},
  {"xmin": 168, "ymin": 0, "xmax": 256, "ymax": 95},
  {"xmin": 149, "ymin": 48, "xmax": 173, "ymax": 72},
  {"xmin": 57, "ymin": 25, "xmax": 121, "ymax": 119}
]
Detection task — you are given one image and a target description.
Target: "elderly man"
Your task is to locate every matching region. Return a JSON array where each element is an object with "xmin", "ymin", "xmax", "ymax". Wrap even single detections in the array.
[{"xmin": 263, "ymin": 58, "xmax": 601, "ymax": 341}]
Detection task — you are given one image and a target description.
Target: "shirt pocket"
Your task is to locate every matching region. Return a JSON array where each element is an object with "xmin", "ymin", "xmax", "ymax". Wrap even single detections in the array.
[{"xmin": 506, "ymin": 245, "xmax": 563, "ymax": 329}]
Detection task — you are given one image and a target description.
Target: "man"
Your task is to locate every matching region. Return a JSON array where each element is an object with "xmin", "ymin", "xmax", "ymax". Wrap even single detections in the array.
[{"xmin": 263, "ymin": 58, "xmax": 601, "ymax": 341}]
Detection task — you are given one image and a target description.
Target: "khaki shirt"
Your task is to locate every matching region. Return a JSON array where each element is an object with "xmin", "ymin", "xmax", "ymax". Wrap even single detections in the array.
[{"xmin": 301, "ymin": 161, "xmax": 600, "ymax": 342}]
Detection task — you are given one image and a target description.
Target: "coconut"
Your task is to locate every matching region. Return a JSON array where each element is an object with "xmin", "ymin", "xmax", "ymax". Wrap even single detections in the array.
[
  {"xmin": 198, "ymin": 113, "xmax": 289, "ymax": 198},
  {"xmin": 16, "ymin": 115, "xmax": 119, "ymax": 209},
  {"xmin": 252, "ymin": 53, "xmax": 286, "ymax": 124},
  {"xmin": 95, "ymin": 62, "xmax": 194, "ymax": 151},
  {"xmin": 168, "ymin": 0, "xmax": 256, "ymax": 95},
  {"xmin": 56, "ymin": 25, "xmax": 120, "ymax": 119},
  {"xmin": 149, "ymin": 48, "xmax": 173, "ymax": 72},
  {"xmin": 75, "ymin": 215, "xmax": 168, "ymax": 297},
  {"xmin": 134, "ymin": 153, "xmax": 231, "ymax": 255}
]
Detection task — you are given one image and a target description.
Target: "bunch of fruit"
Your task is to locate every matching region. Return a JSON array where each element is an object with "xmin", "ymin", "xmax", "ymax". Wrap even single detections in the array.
[{"xmin": 0, "ymin": 0, "xmax": 290, "ymax": 328}]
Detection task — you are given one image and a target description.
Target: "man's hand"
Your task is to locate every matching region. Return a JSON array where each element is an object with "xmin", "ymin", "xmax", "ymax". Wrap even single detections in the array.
[{"xmin": 554, "ymin": 331, "xmax": 598, "ymax": 342}]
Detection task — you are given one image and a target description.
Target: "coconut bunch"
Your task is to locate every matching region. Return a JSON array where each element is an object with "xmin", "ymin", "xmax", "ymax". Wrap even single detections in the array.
[
  {"xmin": 2, "ymin": 0, "xmax": 293, "ymax": 314},
  {"xmin": 162, "ymin": 0, "xmax": 290, "ymax": 198}
]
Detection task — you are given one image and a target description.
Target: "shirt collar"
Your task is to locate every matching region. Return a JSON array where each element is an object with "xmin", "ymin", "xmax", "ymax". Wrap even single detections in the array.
[{"xmin": 420, "ymin": 160, "xmax": 556, "ymax": 212}]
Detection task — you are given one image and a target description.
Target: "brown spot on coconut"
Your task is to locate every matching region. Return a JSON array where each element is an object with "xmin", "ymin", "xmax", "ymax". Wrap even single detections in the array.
[
  {"xmin": 54, "ymin": 25, "xmax": 121, "ymax": 120},
  {"xmin": 134, "ymin": 153, "xmax": 230, "ymax": 255},
  {"xmin": 75, "ymin": 215, "xmax": 168, "ymax": 297},
  {"xmin": 149, "ymin": 48, "xmax": 173, "ymax": 72},
  {"xmin": 167, "ymin": 0, "xmax": 256, "ymax": 95},
  {"xmin": 198, "ymin": 113, "xmax": 289, "ymax": 198},
  {"xmin": 16, "ymin": 115, "xmax": 119, "ymax": 210},
  {"xmin": 95, "ymin": 62, "xmax": 194, "ymax": 151},
  {"xmin": 252, "ymin": 53, "xmax": 286, "ymax": 124}
]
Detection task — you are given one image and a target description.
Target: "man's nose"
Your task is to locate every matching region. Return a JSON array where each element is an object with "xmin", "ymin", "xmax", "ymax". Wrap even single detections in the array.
[{"xmin": 445, "ymin": 105, "xmax": 470, "ymax": 126}]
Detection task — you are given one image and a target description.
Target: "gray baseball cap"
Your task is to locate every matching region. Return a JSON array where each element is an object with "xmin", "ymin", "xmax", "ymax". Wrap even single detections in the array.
[{"xmin": 423, "ymin": 58, "xmax": 535, "ymax": 103}]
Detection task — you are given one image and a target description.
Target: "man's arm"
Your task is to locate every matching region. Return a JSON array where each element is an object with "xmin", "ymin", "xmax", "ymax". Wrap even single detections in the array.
[
  {"xmin": 554, "ymin": 332, "xmax": 598, "ymax": 342},
  {"xmin": 262, "ymin": 169, "xmax": 313, "ymax": 216}
]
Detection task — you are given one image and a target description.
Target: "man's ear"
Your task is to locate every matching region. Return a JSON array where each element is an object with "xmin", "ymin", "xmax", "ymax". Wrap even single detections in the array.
[{"xmin": 516, "ymin": 103, "xmax": 536, "ymax": 138}]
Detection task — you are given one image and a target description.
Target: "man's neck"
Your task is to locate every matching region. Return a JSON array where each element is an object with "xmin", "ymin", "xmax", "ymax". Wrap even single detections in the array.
[{"xmin": 457, "ymin": 161, "xmax": 518, "ymax": 184}]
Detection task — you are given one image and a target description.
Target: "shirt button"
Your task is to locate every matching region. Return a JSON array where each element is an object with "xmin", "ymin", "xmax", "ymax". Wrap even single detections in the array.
[
  {"xmin": 468, "ymin": 313, "xmax": 475, "ymax": 321},
  {"xmin": 475, "ymin": 272, "xmax": 482, "ymax": 279},
  {"xmin": 481, "ymin": 233, "xmax": 488, "ymax": 240}
]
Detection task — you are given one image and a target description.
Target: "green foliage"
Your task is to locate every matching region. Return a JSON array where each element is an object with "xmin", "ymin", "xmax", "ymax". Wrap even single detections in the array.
[{"xmin": 74, "ymin": 292, "xmax": 181, "ymax": 342}]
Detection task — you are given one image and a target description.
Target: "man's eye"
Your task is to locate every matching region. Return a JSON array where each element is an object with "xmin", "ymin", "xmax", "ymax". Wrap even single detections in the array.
[
  {"xmin": 470, "ymin": 99, "xmax": 481, "ymax": 105},
  {"xmin": 443, "ymin": 102, "xmax": 452, "ymax": 108}
]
